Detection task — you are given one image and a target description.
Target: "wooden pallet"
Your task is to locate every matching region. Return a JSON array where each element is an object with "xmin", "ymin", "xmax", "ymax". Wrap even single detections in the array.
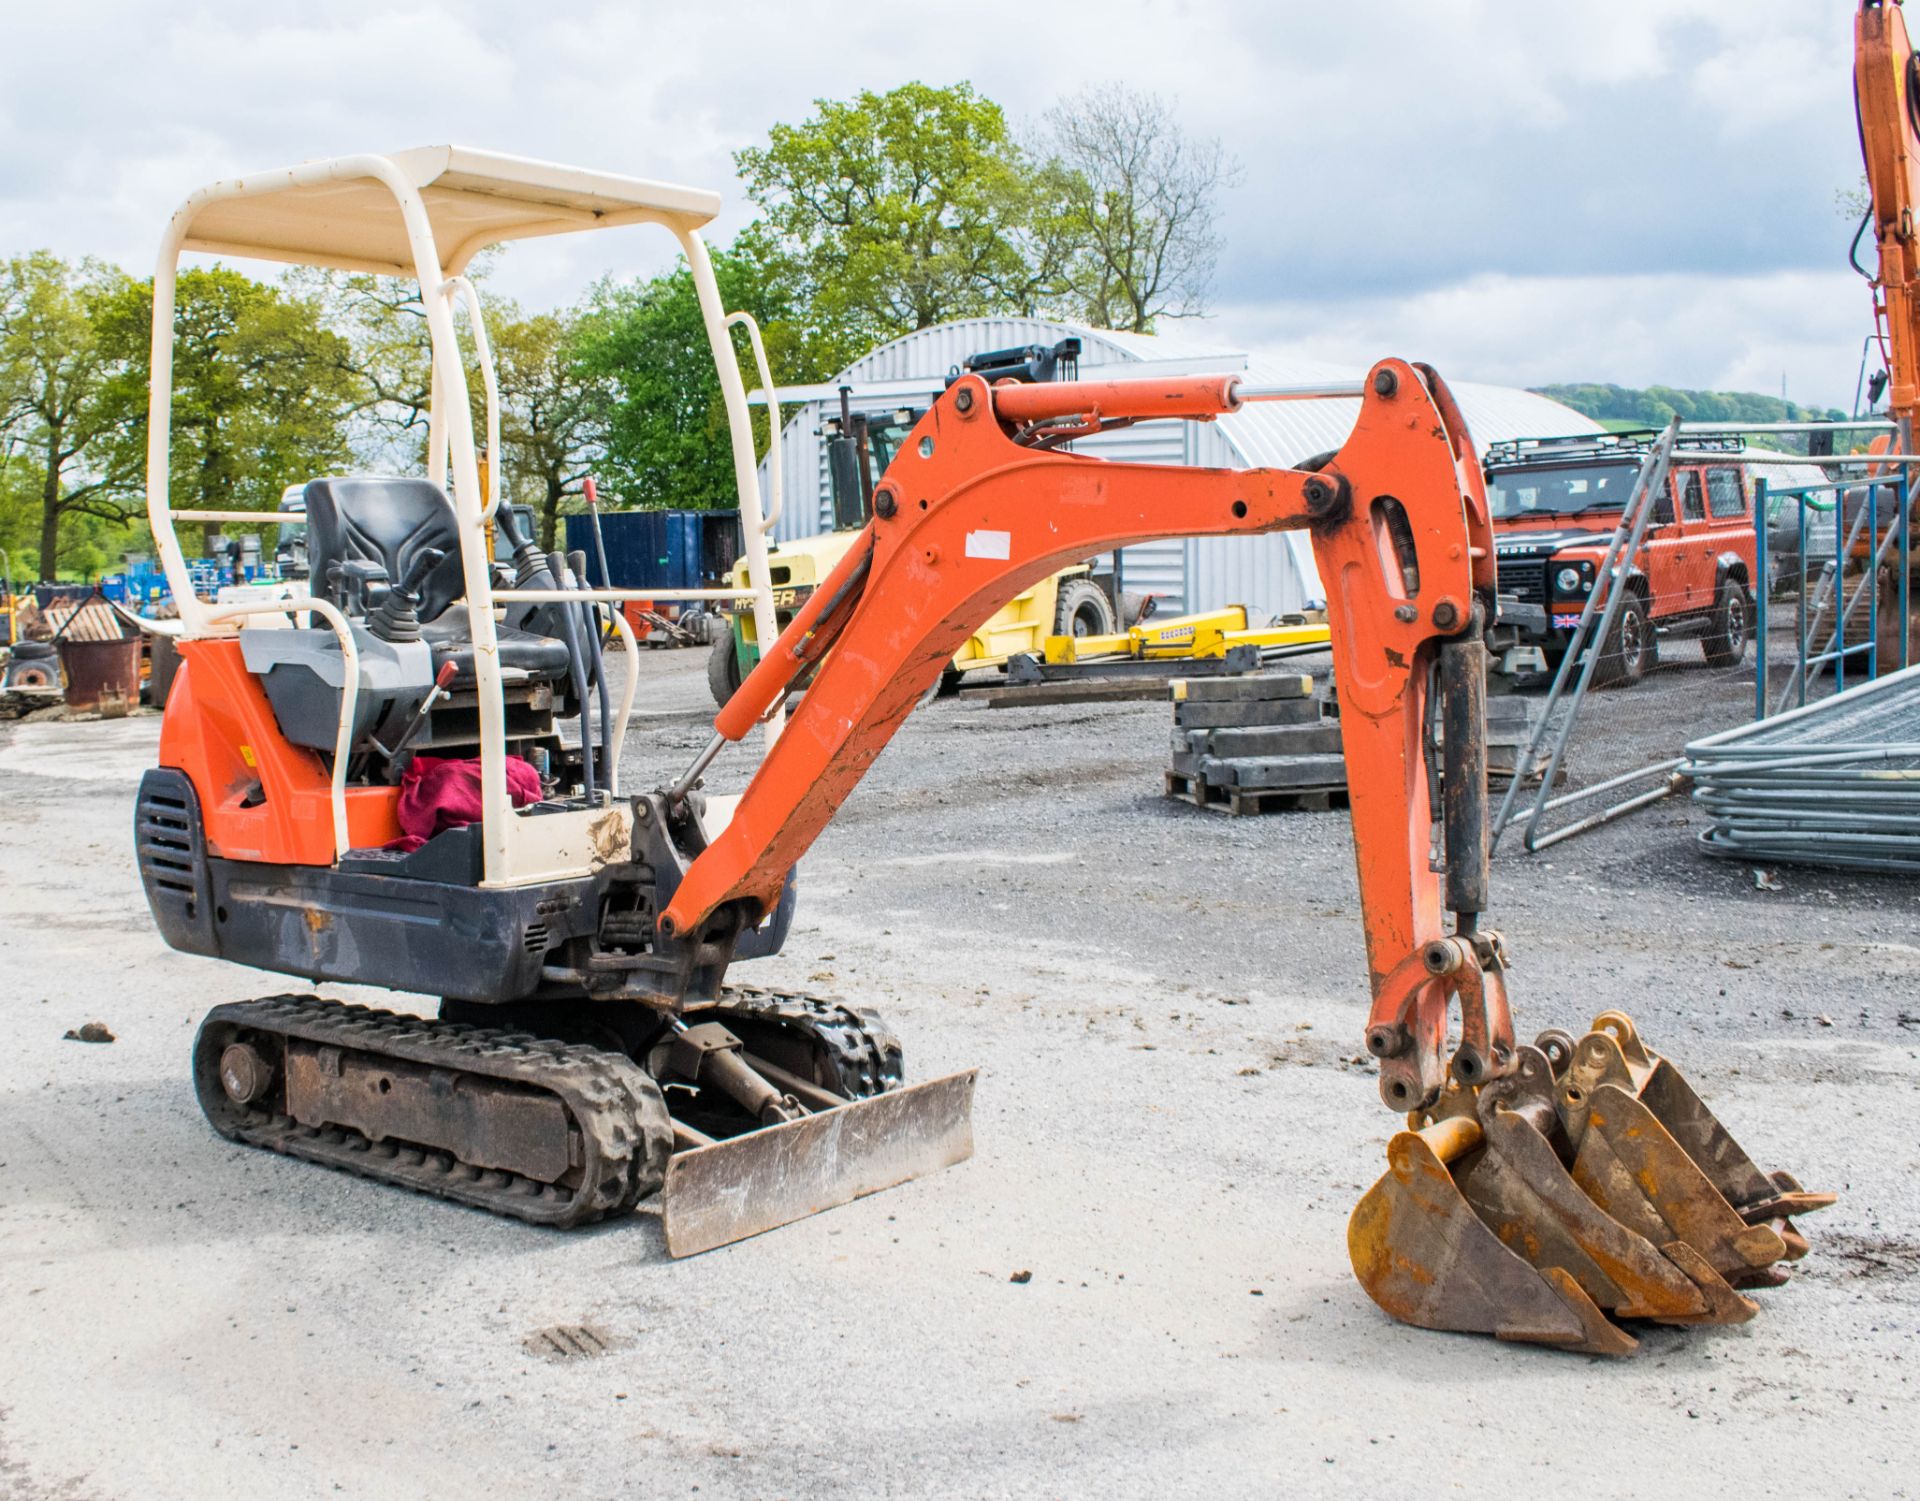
[
  {"xmin": 1488, "ymin": 740, "xmax": 1558, "ymax": 786},
  {"xmin": 1164, "ymin": 768, "xmax": 1351, "ymax": 816}
]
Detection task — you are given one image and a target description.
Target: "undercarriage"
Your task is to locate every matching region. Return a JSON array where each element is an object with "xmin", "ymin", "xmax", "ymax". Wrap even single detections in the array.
[
  {"xmin": 141, "ymin": 753, "xmax": 970, "ymax": 1250},
  {"xmin": 191, "ymin": 986, "xmax": 969, "ymax": 1251}
]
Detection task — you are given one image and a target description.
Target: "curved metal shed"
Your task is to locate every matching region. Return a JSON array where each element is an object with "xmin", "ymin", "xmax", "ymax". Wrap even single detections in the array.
[{"xmin": 756, "ymin": 316, "xmax": 1599, "ymax": 614}]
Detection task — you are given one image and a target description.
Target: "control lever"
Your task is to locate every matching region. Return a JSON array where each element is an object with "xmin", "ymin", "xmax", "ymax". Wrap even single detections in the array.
[
  {"xmin": 325, "ymin": 557, "xmax": 389, "ymax": 615},
  {"xmin": 372, "ymin": 660, "xmax": 459, "ymax": 761},
  {"xmin": 365, "ymin": 547, "xmax": 445, "ymax": 644}
]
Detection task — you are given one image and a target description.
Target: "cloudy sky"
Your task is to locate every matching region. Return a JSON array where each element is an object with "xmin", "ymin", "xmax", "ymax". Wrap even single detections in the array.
[{"xmin": 0, "ymin": 1, "xmax": 1869, "ymax": 408}]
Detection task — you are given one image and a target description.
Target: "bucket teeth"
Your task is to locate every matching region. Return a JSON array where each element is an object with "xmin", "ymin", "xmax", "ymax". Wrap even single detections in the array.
[
  {"xmin": 1657, "ymin": 1241, "xmax": 1762, "ymax": 1324},
  {"xmin": 1350, "ymin": 1013, "xmax": 1833, "ymax": 1354}
]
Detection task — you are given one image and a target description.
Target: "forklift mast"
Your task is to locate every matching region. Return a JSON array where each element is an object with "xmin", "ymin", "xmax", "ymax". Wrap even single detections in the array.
[{"xmin": 824, "ymin": 339, "xmax": 1085, "ymax": 533}]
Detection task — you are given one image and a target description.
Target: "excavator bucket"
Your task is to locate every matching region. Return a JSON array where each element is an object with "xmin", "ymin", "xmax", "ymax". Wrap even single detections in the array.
[
  {"xmin": 1556, "ymin": 1012, "xmax": 1833, "ymax": 1282},
  {"xmin": 661, "ymin": 1070, "xmax": 977, "ymax": 1256},
  {"xmin": 1350, "ymin": 1014, "xmax": 1832, "ymax": 1352}
]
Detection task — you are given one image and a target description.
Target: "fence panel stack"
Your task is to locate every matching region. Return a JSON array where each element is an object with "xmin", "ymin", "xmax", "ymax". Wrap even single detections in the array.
[{"xmin": 1681, "ymin": 662, "xmax": 1920, "ymax": 874}]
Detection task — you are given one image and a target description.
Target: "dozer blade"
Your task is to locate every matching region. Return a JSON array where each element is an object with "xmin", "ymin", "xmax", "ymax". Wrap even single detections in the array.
[
  {"xmin": 661, "ymin": 1069, "xmax": 977, "ymax": 1257},
  {"xmin": 1350, "ymin": 1015, "xmax": 1834, "ymax": 1353}
]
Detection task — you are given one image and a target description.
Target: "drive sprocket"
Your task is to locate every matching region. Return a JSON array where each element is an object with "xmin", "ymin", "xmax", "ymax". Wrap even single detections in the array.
[{"xmin": 705, "ymin": 986, "xmax": 905, "ymax": 1100}]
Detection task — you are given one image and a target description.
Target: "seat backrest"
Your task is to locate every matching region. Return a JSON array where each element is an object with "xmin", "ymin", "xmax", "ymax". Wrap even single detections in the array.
[{"xmin": 303, "ymin": 477, "xmax": 466, "ymax": 622}]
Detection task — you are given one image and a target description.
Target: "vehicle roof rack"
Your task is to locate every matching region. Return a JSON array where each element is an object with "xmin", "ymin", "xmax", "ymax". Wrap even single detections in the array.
[{"xmin": 1484, "ymin": 428, "xmax": 1748, "ymax": 469}]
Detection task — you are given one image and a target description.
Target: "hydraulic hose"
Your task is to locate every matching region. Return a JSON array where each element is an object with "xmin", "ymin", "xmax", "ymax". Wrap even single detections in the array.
[
  {"xmin": 569, "ymin": 548, "xmax": 613, "ymax": 795},
  {"xmin": 547, "ymin": 550, "xmax": 597, "ymax": 806}
]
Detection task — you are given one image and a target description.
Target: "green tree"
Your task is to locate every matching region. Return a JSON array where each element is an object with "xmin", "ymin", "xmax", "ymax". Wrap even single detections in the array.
[
  {"xmin": 1533, "ymin": 383, "xmax": 1846, "ymax": 453},
  {"xmin": 471, "ymin": 298, "xmax": 609, "ymax": 549},
  {"xmin": 0, "ymin": 253, "xmax": 143, "ymax": 579},
  {"xmin": 735, "ymin": 82, "xmax": 1069, "ymax": 366},
  {"xmin": 575, "ymin": 242, "xmax": 823, "ymax": 512},
  {"xmin": 285, "ymin": 266, "xmax": 435, "ymax": 467},
  {"xmin": 100, "ymin": 267, "xmax": 359, "ymax": 546}
]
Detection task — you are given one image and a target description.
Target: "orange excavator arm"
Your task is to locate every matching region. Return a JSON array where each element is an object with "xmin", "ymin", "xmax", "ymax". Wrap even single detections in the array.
[
  {"xmin": 661, "ymin": 359, "xmax": 1508, "ymax": 1112},
  {"xmin": 1858, "ymin": 0, "xmax": 1920, "ymax": 447},
  {"xmin": 652, "ymin": 357, "xmax": 1831, "ymax": 1353}
]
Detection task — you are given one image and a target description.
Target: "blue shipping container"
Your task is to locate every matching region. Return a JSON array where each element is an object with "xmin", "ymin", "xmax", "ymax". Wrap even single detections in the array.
[{"xmin": 566, "ymin": 509, "xmax": 742, "ymax": 593}]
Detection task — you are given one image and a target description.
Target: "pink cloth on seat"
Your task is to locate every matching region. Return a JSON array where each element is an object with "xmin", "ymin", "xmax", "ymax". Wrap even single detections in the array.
[{"xmin": 386, "ymin": 754, "xmax": 542, "ymax": 852}]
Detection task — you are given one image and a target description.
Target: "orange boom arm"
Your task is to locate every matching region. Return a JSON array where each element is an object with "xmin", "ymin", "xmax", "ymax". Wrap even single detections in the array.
[
  {"xmin": 1858, "ymin": 0, "xmax": 1920, "ymax": 445},
  {"xmin": 663, "ymin": 360, "xmax": 1505, "ymax": 1110}
]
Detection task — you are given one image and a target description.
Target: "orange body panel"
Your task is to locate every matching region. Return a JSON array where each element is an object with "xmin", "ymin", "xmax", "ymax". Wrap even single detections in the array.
[
  {"xmin": 662, "ymin": 361, "xmax": 1495, "ymax": 1104},
  {"xmin": 159, "ymin": 638, "xmax": 402, "ymax": 864}
]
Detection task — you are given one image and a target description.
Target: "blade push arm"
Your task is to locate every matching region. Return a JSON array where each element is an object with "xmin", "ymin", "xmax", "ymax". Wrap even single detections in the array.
[{"xmin": 662, "ymin": 360, "xmax": 1507, "ymax": 1111}]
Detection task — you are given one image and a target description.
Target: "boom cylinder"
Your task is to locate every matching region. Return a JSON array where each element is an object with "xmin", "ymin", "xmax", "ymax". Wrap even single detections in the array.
[
  {"xmin": 1439, "ymin": 613, "xmax": 1489, "ymax": 918},
  {"xmin": 712, "ymin": 537, "xmax": 874, "ymax": 743},
  {"xmin": 988, "ymin": 374, "xmax": 1243, "ymax": 425}
]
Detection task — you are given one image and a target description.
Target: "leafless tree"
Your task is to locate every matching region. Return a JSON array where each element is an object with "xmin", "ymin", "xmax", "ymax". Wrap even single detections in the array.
[{"xmin": 1037, "ymin": 85, "xmax": 1241, "ymax": 333}]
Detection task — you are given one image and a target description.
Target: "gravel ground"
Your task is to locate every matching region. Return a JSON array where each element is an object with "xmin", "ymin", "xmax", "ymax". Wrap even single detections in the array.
[{"xmin": 0, "ymin": 633, "xmax": 1915, "ymax": 1500}]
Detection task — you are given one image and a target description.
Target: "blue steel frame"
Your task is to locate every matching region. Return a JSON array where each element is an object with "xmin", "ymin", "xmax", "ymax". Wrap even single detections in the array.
[{"xmin": 1754, "ymin": 472, "xmax": 1911, "ymax": 719}]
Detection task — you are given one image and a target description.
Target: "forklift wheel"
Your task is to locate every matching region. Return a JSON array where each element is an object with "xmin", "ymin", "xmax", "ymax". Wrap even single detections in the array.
[
  {"xmin": 707, "ymin": 632, "xmax": 743, "ymax": 708},
  {"xmin": 1055, "ymin": 578, "xmax": 1117, "ymax": 638}
]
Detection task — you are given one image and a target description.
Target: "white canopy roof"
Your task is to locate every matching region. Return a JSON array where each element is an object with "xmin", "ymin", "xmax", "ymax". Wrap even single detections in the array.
[{"xmin": 176, "ymin": 145, "xmax": 722, "ymax": 276}]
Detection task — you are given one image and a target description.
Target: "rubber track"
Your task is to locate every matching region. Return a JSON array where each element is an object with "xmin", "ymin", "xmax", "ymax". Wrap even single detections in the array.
[
  {"xmin": 712, "ymin": 986, "xmax": 905, "ymax": 1099},
  {"xmin": 193, "ymin": 995, "xmax": 672, "ymax": 1228}
]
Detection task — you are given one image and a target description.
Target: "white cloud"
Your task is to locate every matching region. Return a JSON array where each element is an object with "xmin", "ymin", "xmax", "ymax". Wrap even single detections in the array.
[
  {"xmin": 0, "ymin": 0, "xmax": 1870, "ymax": 406},
  {"xmin": 1215, "ymin": 267, "xmax": 1872, "ymax": 411},
  {"xmin": 1692, "ymin": 32, "xmax": 1841, "ymax": 139}
]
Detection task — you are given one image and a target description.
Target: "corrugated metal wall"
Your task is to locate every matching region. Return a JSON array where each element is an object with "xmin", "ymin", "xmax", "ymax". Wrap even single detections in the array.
[
  {"xmin": 756, "ymin": 319, "xmax": 1601, "ymax": 620},
  {"xmin": 767, "ymin": 409, "xmax": 826, "ymax": 543},
  {"xmin": 1089, "ymin": 420, "xmax": 1190, "ymax": 614},
  {"xmin": 1183, "ymin": 417, "xmax": 1316, "ymax": 616},
  {"xmin": 766, "ymin": 316, "xmax": 1202, "ymax": 545}
]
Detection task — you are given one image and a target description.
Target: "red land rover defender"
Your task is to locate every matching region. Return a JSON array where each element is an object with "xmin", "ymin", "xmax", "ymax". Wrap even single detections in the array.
[{"xmin": 1486, "ymin": 431, "xmax": 1757, "ymax": 686}]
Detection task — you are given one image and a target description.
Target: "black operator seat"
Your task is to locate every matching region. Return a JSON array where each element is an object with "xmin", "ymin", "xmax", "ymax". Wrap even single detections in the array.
[{"xmin": 301, "ymin": 476, "xmax": 571, "ymax": 685}]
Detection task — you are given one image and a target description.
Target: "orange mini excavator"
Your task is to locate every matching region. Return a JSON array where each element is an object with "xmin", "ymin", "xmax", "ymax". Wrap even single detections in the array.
[{"xmin": 137, "ymin": 150, "xmax": 1828, "ymax": 1355}]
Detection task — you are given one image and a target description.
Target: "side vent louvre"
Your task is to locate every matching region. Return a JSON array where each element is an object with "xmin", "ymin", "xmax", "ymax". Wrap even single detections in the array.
[{"xmin": 134, "ymin": 769, "xmax": 218, "ymax": 956}]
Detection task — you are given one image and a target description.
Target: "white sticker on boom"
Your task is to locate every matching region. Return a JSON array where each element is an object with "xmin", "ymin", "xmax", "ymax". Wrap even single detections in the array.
[{"xmin": 964, "ymin": 529, "xmax": 1012, "ymax": 560}]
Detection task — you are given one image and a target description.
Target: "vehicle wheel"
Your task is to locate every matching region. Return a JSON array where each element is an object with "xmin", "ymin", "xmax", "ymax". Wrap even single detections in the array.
[
  {"xmin": 1591, "ymin": 591, "xmax": 1652, "ymax": 687},
  {"xmin": 937, "ymin": 666, "xmax": 966, "ymax": 696},
  {"xmin": 1054, "ymin": 578, "xmax": 1117, "ymax": 638},
  {"xmin": 706, "ymin": 632, "xmax": 743, "ymax": 708},
  {"xmin": 1701, "ymin": 580, "xmax": 1750, "ymax": 667}
]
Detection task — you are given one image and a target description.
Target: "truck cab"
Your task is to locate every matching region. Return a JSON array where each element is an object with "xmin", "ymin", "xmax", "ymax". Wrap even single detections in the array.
[{"xmin": 1486, "ymin": 431, "xmax": 1757, "ymax": 685}]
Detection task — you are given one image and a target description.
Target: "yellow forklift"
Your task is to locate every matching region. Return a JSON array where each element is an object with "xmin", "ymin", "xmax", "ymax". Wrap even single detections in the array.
[{"xmin": 707, "ymin": 342, "xmax": 1121, "ymax": 705}]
